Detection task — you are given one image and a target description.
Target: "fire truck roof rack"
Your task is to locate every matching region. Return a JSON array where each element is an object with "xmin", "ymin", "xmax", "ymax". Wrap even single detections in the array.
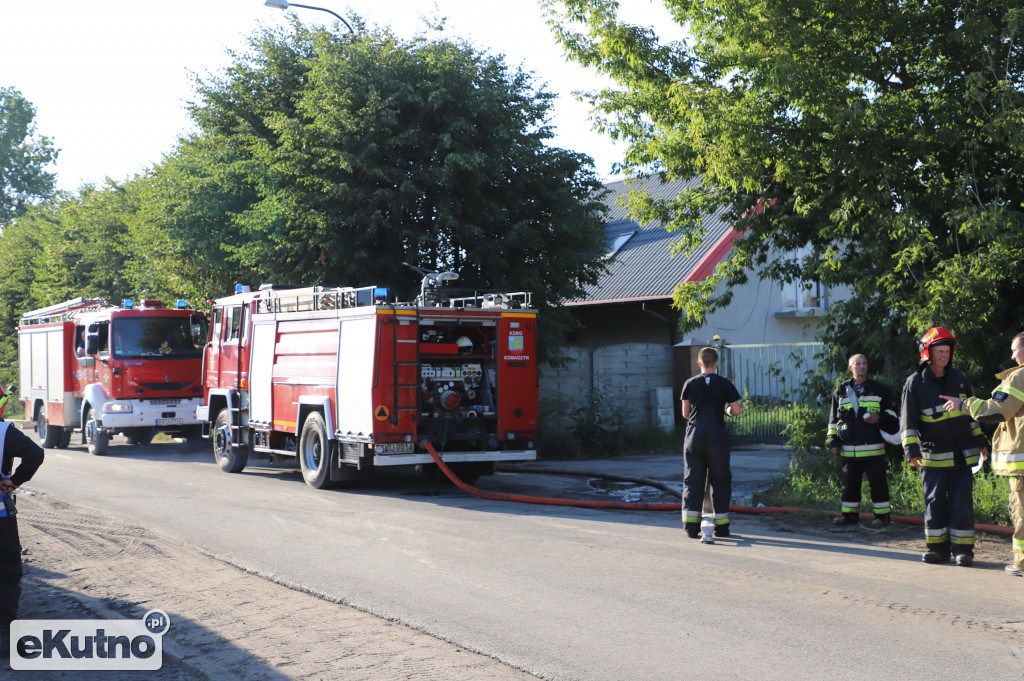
[
  {"xmin": 19, "ymin": 297, "xmax": 114, "ymax": 326},
  {"xmin": 446, "ymin": 291, "xmax": 534, "ymax": 310},
  {"xmin": 256, "ymin": 285, "xmax": 389, "ymax": 315}
]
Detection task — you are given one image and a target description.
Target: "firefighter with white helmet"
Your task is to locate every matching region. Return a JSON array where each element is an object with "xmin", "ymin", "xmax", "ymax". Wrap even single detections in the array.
[
  {"xmin": 901, "ymin": 327, "xmax": 988, "ymax": 566},
  {"xmin": 826, "ymin": 354, "xmax": 900, "ymax": 527},
  {"xmin": 940, "ymin": 331, "xmax": 1024, "ymax": 578}
]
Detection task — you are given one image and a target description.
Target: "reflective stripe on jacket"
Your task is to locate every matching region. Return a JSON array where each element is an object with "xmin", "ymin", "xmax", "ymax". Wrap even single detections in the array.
[
  {"xmin": 901, "ymin": 366, "xmax": 986, "ymax": 468},
  {"xmin": 963, "ymin": 364, "xmax": 1024, "ymax": 476},
  {"xmin": 826, "ymin": 378, "xmax": 898, "ymax": 457}
]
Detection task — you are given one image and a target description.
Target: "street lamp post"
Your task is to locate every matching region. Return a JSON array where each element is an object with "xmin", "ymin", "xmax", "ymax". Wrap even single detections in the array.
[{"xmin": 264, "ymin": 0, "xmax": 355, "ymax": 34}]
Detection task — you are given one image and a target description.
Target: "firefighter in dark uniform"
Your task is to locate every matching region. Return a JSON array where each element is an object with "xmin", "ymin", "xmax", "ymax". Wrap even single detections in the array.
[
  {"xmin": 680, "ymin": 347, "xmax": 742, "ymax": 538},
  {"xmin": 901, "ymin": 327, "xmax": 987, "ymax": 566},
  {"xmin": 1, "ymin": 389, "xmax": 45, "ymax": 654},
  {"xmin": 826, "ymin": 354, "xmax": 900, "ymax": 527}
]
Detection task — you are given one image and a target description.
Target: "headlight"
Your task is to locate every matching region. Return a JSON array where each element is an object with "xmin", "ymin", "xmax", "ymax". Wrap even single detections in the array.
[{"xmin": 102, "ymin": 402, "xmax": 133, "ymax": 414}]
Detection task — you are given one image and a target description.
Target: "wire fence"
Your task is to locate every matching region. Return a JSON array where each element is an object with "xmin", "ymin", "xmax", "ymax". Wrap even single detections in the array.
[{"xmin": 718, "ymin": 342, "xmax": 824, "ymax": 443}]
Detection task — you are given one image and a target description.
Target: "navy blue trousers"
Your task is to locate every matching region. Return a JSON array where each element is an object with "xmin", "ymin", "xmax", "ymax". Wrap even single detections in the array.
[
  {"xmin": 682, "ymin": 418, "xmax": 732, "ymax": 529},
  {"xmin": 920, "ymin": 466, "xmax": 975, "ymax": 557}
]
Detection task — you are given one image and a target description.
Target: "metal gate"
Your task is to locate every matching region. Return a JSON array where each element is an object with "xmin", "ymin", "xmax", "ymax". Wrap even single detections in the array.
[{"xmin": 718, "ymin": 342, "xmax": 823, "ymax": 443}]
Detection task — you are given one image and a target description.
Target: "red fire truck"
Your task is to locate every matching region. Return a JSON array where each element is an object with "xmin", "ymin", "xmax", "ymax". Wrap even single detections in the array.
[
  {"xmin": 197, "ymin": 276, "xmax": 538, "ymax": 488},
  {"xmin": 18, "ymin": 297, "xmax": 208, "ymax": 455}
]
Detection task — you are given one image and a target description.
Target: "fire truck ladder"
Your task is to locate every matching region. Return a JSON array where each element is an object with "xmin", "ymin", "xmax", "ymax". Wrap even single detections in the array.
[
  {"xmin": 390, "ymin": 306, "xmax": 418, "ymax": 427},
  {"xmin": 19, "ymin": 297, "xmax": 112, "ymax": 326}
]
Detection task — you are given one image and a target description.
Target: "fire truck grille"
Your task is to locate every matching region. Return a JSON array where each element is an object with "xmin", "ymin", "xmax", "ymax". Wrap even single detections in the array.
[{"xmin": 140, "ymin": 382, "xmax": 192, "ymax": 392}]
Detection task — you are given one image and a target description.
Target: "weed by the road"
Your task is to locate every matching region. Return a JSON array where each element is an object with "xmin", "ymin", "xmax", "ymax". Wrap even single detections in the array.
[{"xmin": 754, "ymin": 443, "xmax": 1011, "ymax": 525}]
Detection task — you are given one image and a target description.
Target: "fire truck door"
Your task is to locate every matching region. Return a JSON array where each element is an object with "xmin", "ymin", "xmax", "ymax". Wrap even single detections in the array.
[
  {"xmin": 205, "ymin": 307, "xmax": 222, "ymax": 387},
  {"xmin": 216, "ymin": 305, "xmax": 245, "ymax": 389},
  {"xmin": 249, "ymin": 322, "xmax": 275, "ymax": 423}
]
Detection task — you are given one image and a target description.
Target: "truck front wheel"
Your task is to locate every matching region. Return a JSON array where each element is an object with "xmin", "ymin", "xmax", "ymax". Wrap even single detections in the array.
[
  {"xmin": 84, "ymin": 406, "xmax": 108, "ymax": 456},
  {"xmin": 299, "ymin": 412, "xmax": 333, "ymax": 489},
  {"xmin": 37, "ymin": 407, "xmax": 60, "ymax": 449},
  {"xmin": 213, "ymin": 409, "xmax": 248, "ymax": 473}
]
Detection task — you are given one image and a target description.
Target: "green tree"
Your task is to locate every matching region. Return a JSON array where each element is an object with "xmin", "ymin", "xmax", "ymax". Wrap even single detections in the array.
[
  {"xmin": 546, "ymin": 1, "xmax": 1024, "ymax": 380},
  {"xmin": 0, "ymin": 87, "xmax": 58, "ymax": 382},
  {"xmin": 0, "ymin": 86, "xmax": 57, "ymax": 224},
  {"xmin": 0, "ymin": 210, "xmax": 42, "ymax": 382},
  {"xmin": 26, "ymin": 184, "xmax": 135, "ymax": 305},
  {"xmin": 187, "ymin": 20, "xmax": 608, "ymax": 359},
  {"xmin": 125, "ymin": 133, "xmax": 262, "ymax": 304}
]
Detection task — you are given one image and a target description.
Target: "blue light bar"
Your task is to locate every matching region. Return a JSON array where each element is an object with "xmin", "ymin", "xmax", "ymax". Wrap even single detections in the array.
[
  {"xmin": 123, "ymin": 299, "xmax": 134, "ymax": 309},
  {"xmin": 176, "ymin": 299, "xmax": 188, "ymax": 309},
  {"xmin": 374, "ymin": 287, "xmax": 389, "ymax": 301}
]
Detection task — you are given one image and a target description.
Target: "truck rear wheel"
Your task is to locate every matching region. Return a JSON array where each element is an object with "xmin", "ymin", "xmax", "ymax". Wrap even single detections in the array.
[
  {"xmin": 37, "ymin": 407, "xmax": 61, "ymax": 449},
  {"xmin": 213, "ymin": 409, "xmax": 249, "ymax": 473},
  {"xmin": 299, "ymin": 412, "xmax": 333, "ymax": 489},
  {"xmin": 84, "ymin": 406, "xmax": 108, "ymax": 456}
]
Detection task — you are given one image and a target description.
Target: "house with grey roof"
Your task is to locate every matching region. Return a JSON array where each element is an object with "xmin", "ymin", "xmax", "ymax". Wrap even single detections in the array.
[{"xmin": 540, "ymin": 176, "xmax": 832, "ymax": 431}]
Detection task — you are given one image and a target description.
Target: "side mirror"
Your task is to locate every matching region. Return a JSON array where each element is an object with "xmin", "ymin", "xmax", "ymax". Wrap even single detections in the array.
[
  {"xmin": 191, "ymin": 314, "xmax": 209, "ymax": 347},
  {"xmin": 85, "ymin": 334, "xmax": 99, "ymax": 355}
]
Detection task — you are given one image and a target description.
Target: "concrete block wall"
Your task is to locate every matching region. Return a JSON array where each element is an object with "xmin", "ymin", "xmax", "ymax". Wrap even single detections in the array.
[{"xmin": 539, "ymin": 343, "xmax": 675, "ymax": 429}]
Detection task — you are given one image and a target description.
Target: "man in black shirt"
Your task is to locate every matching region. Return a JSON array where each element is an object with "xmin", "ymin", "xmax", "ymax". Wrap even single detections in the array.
[
  {"xmin": 1, "ymin": 413, "xmax": 45, "ymax": 654},
  {"xmin": 680, "ymin": 347, "xmax": 742, "ymax": 538}
]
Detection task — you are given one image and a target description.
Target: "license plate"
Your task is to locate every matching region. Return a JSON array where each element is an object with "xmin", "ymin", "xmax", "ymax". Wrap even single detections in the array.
[
  {"xmin": 157, "ymin": 418, "xmax": 183, "ymax": 426},
  {"xmin": 375, "ymin": 443, "xmax": 414, "ymax": 455}
]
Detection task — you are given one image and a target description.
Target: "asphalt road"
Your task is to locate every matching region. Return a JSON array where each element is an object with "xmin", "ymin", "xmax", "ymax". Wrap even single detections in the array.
[{"xmin": 16, "ymin": 432, "xmax": 1024, "ymax": 681}]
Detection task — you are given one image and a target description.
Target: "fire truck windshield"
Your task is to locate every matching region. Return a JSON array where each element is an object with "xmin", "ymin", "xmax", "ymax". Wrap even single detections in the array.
[{"xmin": 111, "ymin": 316, "xmax": 203, "ymax": 359}]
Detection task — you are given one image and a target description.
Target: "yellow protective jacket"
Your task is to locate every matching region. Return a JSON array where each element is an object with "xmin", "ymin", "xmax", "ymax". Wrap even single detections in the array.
[{"xmin": 962, "ymin": 364, "xmax": 1024, "ymax": 476}]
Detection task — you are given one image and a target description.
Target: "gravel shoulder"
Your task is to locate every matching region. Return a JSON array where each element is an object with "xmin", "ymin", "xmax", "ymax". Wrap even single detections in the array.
[{"xmin": 7, "ymin": 492, "xmax": 539, "ymax": 681}]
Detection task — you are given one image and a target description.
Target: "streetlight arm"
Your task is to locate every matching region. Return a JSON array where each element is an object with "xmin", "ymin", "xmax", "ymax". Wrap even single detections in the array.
[{"xmin": 264, "ymin": 0, "xmax": 355, "ymax": 34}]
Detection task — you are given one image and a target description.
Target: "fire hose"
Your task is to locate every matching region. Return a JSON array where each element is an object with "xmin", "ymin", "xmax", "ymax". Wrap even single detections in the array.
[{"xmin": 422, "ymin": 441, "xmax": 1014, "ymax": 537}]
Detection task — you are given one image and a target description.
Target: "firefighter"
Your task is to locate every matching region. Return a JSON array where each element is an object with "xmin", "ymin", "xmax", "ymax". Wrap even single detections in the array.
[
  {"xmin": 826, "ymin": 354, "xmax": 900, "ymax": 527},
  {"xmin": 0, "ymin": 394, "xmax": 45, "ymax": 655},
  {"xmin": 680, "ymin": 346, "xmax": 742, "ymax": 538},
  {"xmin": 901, "ymin": 327, "xmax": 988, "ymax": 566},
  {"xmin": 940, "ymin": 331, "xmax": 1024, "ymax": 578}
]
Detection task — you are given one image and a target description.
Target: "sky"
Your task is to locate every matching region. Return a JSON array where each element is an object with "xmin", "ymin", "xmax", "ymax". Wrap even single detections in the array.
[{"xmin": 1, "ymin": 1, "xmax": 681, "ymax": 194}]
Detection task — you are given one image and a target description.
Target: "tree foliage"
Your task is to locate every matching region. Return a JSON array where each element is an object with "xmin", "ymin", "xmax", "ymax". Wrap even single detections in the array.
[
  {"xmin": 0, "ymin": 21, "xmax": 608, "ymax": 373},
  {"xmin": 546, "ymin": 1, "xmax": 1024, "ymax": 380},
  {"xmin": 0, "ymin": 86, "xmax": 57, "ymax": 225},
  {"xmin": 186, "ymin": 21, "xmax": 608, "ymax": 357}
]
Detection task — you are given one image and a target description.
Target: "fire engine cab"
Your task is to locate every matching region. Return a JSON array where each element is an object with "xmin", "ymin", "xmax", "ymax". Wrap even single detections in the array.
[
  {"xmin": 197, "ymin": 275, "xmax": 538, "ymax": 488},
  {"xmin": 18, "ymin": 297, "xmax": 208, "ymax": 454}
]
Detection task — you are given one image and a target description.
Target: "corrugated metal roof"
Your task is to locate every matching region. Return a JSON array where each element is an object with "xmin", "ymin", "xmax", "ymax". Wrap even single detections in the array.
[{"xmin": 568, "ymin": 176, "xmax": 735, "ymax": 306}]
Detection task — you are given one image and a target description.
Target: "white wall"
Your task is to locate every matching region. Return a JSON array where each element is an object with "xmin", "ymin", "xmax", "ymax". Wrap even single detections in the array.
[{"xmin": 685, "ymin": 272, "xmax": 850, "ymax": 346}]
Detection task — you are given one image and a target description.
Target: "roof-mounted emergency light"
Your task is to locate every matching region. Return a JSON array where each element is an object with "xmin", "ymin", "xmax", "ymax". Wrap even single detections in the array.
[
  {"xmin": 123, "ymin": 299, "xmax": 134, "ymax": 309},
  {"xmin": 176, "ymin": 300, "xmax": 188, "ymax": 309}
]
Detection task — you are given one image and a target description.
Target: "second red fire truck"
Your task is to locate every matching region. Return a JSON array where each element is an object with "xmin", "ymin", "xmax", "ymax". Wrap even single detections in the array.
[
  {"xmin": 197, "ymin": 274, "xmax": 538, "ymax": 488},
  {"xmin": 18, "ymin": 297, "xmax": 208, "ymax": 454}
]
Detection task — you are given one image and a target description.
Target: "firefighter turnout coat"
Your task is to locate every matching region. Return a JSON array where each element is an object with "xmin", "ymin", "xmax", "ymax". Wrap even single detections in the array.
[
  {"xmin": 901, "ymin": 366, "xmax": 986, "ymax": 467},
  {"xmin": 826, "ymin": 378, "xmax": 899, "ymax": 457},
  {"xmin": 961, "ymin": 364, "xmax": 1024, "ymax": 476}
]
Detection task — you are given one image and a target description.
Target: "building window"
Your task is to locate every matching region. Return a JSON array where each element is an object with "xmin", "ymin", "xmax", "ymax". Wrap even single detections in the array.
[
  {"xmin": 777, "ymin": 248, "xmax": 826, "ymax": 316},
  {"xmin": 781, "ymin": 279, "xmax": 825, "ymax": 311}
]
